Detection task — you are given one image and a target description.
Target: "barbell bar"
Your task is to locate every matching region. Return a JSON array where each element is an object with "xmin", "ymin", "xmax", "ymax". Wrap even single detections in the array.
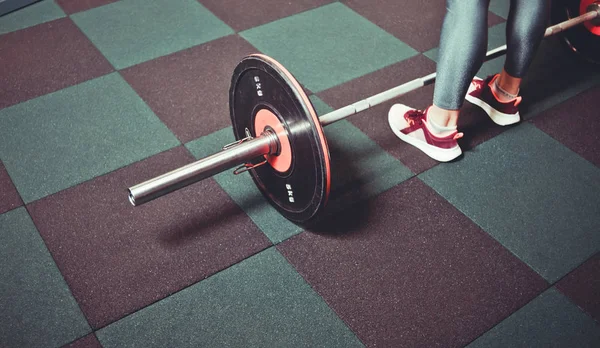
[{"xmin": 128, "ymin": 5, "xmax": 600, "ymax": 223}]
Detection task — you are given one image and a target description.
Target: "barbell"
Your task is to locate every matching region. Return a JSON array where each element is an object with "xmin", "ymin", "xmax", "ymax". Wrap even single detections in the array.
[{"xmin": 128, "ymin": 3, "xmax": 600, "ymax": 224}]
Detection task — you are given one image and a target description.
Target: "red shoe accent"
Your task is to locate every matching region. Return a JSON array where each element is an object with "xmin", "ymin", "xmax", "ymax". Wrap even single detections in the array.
[
  {"xmin": 389, "ymin": 104, "xmax": 463, "ymax": 162},
  {"xmin": 400, "ymin": 108, "xmax": 463, "ymax": 149},
  {"xmin": 466, "ymin": 75, "xmax": 521, "ymax": 126}
]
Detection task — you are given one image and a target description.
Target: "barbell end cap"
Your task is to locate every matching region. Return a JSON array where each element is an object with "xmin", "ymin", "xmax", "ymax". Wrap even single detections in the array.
[
  {"xmin": 587, "ymin": 3, "xmax": 600, "ymax": 26},
  {"xmin": 128, "ymin": 189, "xmax": 137, "ymax": 207}
]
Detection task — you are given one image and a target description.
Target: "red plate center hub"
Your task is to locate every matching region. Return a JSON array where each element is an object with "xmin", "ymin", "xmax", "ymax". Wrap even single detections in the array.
[
  {"xmin": 254, "ymin": 108, "xmax": 293, "ymax": 173},
  {"xmin": 581, "ymin": 0, "xmax": 600, "ymax": 35}
]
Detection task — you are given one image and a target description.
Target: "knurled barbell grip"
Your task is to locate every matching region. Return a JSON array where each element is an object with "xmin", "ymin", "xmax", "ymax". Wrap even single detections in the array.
[{"xmin": 128, "ymin": 132, "xmax": 279, "ymax": 206}]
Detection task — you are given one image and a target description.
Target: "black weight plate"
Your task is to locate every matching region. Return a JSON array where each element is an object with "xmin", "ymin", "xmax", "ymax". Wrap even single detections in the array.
[
  {"xmin": 229, "ymin": 54, "xmax": 331, "ymax": 224},
  {"xmin": 551, "ymin": 0, "xmax": 600, "ymax": 64}
]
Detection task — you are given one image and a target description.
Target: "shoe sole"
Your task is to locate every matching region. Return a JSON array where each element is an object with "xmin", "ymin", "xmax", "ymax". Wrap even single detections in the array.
[
  {"xmin": 388, "ymin": 113, "xmax": 462, "ymax": 162},
  {"xmin": 465, "ymin": 81, "xmax": 520, "ymax": 126}
]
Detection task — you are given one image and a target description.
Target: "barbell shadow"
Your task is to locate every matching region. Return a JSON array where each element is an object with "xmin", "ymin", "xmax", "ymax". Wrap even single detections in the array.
[
  {"xmin": 304, "ymin": 195, "xmax": 374, "ymax": 236},
  {"xmin": 304, "ymin": 151, "xmax": 375, "ymax": 235},
  {"xmin": 144, "ymin": 180, "xmax": 265, "ymax": 245},
  {"xmin": 156, "ymin": 202, "xmax": 248, "ymax": 246}
]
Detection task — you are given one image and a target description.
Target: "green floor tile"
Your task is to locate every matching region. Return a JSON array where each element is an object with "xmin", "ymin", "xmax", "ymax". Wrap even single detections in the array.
[
  {"xmin": 0, "ymin": 0, "xmax": 65, "ymax": 34},
  {"xmin": 309, "ymin": 94, "xmax": 335, "ymax": 116},
  {"xmin": 0, "ymin": 73, "xmax": 179, "ymax": 203},
  {"xmin": 186, "ymin": 127, "xmax": 302, "ymax": 243},
  {"xmin": 96, "ymin": 248, "xmax": 364, "ymax": 348},
  {"xmin": 0, "ymin": 208, "xmax": 91, "ymax": 347},
  {"xmin": 419, "ymin": 123, "xmax": 600, "ymax": 283},
  {"xmin": 71, "ymin": 0, "xmax": 234, "ymax": 69},
  {"xmin": 467, "ymin": 288, "xmax": 600, "ymax": 347},
  {"xmin": 489, "ymin": 0, "xmax": 510, "ymax": 20},
  {"xmin": 240, "ymin": 2, "xmax": 418, "ymax": 93}
]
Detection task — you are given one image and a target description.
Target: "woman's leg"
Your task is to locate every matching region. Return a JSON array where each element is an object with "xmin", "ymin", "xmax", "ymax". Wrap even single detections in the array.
[
  {"xmin": 430, "ymin": 0, "xmax": 491, "ymax": 128},
  {"xmin": 496, "ymin": 0, "xmax": 550, "ymax": 97}
]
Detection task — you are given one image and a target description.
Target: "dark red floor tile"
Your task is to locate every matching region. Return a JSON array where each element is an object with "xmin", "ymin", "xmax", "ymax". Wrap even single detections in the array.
[
  {"xmin": 121, "ymin": 35, "xmax": 258, "ymax": 143},
  {"xmin": 56, "ymin": 0, "xmax": 118, "ymax": 14},
  {"xmin": 317, "ymin": 55, "xmax": 439, "ymax": 174},
  {"xmin": 62, "ymin": 334, "xmax": 102, "ymax": 348},
  {"xmin": 0, "ymin": 18, "xmax": 113, "ymax": 109},
  {"xmin": 200, "ymin": 0, "xmax": 336, "ymax": 32},
  {"xmin": 0, "ymin": 161, "xmax": 22, "ymax": 214},
  {"xmin": 279, "ymin": 178, "xmax": 548, "ymax": 348},
  {"xmin": 531, "ymin": 86, "xmax": 600, "ymax": 167},
  {"xmin": 27, "ymin": 146, "xmax": 271, "ymax": 329},
  {"xmin": 343, "ymin": 0, "xmax": 505, "ymax": 52},
  {"xmin": 556, "ymin": 253, "xmax": 600, "ymax": 322}
]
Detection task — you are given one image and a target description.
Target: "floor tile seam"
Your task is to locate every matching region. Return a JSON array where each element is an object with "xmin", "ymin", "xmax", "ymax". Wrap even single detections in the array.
[
  {"xmin": 112, "ymin": 68, "xmax": 188, "ymax": 145},
  {"xmin": 89, "ymin": 243, "xmax": 274, "ymax": 332},
  {"xmin": 234, "ymin": 1, "xmax": 342, "ymax": 35},
  {"xmin": 18, "ymin": 204, "xmax": 96, "ymax": 337},
  {"xmin": 111, "ymin": 32, "xmax": 249, "ymax": 73},
  {"xmin": 521, "ymin": 78, "xmax": 600, "ymax": 119},
  {"xmin": 0, "ymin": 162, "xmax": 26, "ymax": 211},
  {"xmin": 412, "ymin": 174, "xmax": 552, "ymax": 284},
  {"xmin": 179, "ymin": 141, "xmax": 253, "ymax": 224},
  {"xmin": 3, "ymin": 65, "xmax": 186, "ymax": 204},
  {"xmin": 0, "ymin": 67, "xmax": 115, "ymax": 114},
  {"xmin": 0, "ymin": 204, "xmax": 25, "ymax": 216},
  {"xmin": 282, "ymin": 173, "xmax": 420, "ymax": 239},
  {"xmin": 555, "ymin": 288, "xmax": 600, "ymax": 326},
  {"xmin": 553, "ymin": 251, "xmax": 600, "ymax": 291},
  {"xmin": 329, "ymin": 112, "xmax": 422, "ymax": 177},
  {"xmin": 313, "ymin": 50, "xmax": 434, "ymax": 95},
  {"xmin": 59, "ymin": 331, "xmax": 100, "ymax": 348},
  {"xmin": 204, "ymin": 0, "xmax": 343, "ymax": 35},
  {"xmin": 309, "ymin": 50, "xmax": 422, "ymax": 94},
  {"xmin": 274, "ymin": 242, "xmax": 367, "ymax": 347},
  {"xmin": 232, "ymin": 2, "xmax": 423, "ymax": 95},
  {"xmin": 0, "ymin": 1, "xmax": 68, "ymax": 35},
  {"xmin": 560, "ymin": 289, "xmax": 600, "ymax": 326},
  {"xmin": 526, "ymin": 119, "xmax": 600, "ymax": 170},
  {"xmin": 0, "ymin": 17, "xmax": 117, "ymax": 112},
  {"xmin": 67, "ymin": 7, "xmax": 238, "ymax": 72},
  {"xmin": 18, "ymin": 142, "xmax": 181, "ymax": 206},
  {"xmin": 180, "ymin": 133, "xmax": 278, "ymax": 243},
  {"xmin": 461, "ymin": 284, "xmax": 596, "ymax": 347}
]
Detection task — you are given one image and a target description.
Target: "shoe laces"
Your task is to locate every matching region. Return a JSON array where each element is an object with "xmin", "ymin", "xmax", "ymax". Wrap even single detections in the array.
[
  {"xmin": 471, "ymin": 80, "xmax": 484, "ymax": 91},
  {"xmin": 405, "ymin": 108, "xmax": 464, "ymax": 140},
  {"xmin": 404, "ymin": 109, "xmax": 425, "ymax": 126}
]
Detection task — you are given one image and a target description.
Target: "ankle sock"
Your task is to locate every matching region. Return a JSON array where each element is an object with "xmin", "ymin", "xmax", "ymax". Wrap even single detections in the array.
[
  {"xmin": 491, "ymin": 77, "xmax": 519, "ymax": 103},
  {"xmin": 427, "ymin": 114, "xmax": 457, "ymax": 134}
]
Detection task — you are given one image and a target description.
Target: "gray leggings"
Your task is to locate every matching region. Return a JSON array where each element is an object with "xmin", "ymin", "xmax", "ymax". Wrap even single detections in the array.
[{"xmin": 433, "ymin": 0, "xmax": 550, "ymax": 110}]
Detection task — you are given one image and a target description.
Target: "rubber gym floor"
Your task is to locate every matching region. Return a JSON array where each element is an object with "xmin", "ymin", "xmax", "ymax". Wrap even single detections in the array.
[{"xmin": 1, "ymin": 0, "xmax": 600, "ymax": 347}]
